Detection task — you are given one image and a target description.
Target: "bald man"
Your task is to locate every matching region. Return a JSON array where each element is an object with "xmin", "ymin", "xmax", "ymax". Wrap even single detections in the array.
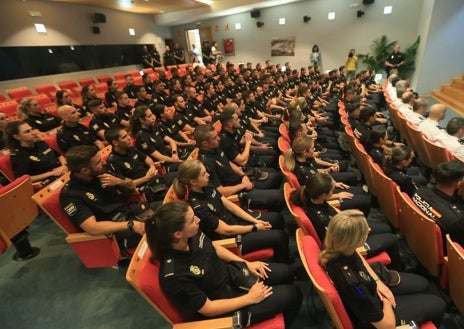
[
  {"xmin": 418, "ymin": 103, "xmax": 447, "ymax": 141},
  {"xmin": 56, "ymin": 105, "xmax": 104, "ymax": 153}
]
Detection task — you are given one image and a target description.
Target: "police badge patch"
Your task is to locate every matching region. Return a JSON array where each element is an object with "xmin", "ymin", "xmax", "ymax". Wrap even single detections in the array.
[{"xmin": 64, "ymin": 203, "xmax": 77, "ymax": 216}]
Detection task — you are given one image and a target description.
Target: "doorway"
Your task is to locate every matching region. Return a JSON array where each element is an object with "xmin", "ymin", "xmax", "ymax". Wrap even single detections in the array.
[{"xmin": 185, "ymin": 26, "xmax": 212, "ymax": 64}]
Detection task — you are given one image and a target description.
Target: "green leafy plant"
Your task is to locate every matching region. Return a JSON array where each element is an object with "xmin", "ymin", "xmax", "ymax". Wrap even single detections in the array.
[{"xmin": 358, "ymin": 35, "xmax": 420, "ymax": 79}]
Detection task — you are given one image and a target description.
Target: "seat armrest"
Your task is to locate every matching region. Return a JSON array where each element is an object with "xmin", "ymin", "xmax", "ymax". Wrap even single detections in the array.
[
  {"xmin": 65, "ymin": 232, "xmax": 115, "ymax": 243},
  {"xmin": 172, "ymin": 316, "xmax": 232, "ymax": 329}
]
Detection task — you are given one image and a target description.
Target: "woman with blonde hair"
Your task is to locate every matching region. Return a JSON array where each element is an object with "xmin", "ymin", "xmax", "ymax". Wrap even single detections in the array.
[
  {"xmin": 173, "ymin": 159, "xmax": 290, "ymax": 263},
  {"xmin": 319, "ymin": 210, "xmax": 445, "ymax": 328},
  {"xmin": 284, "ymin": 135, "xmax": 371, "ymax": 214},
  {"xmin": 18, "ymin": 97, "xmax": 61, "ymax": 132}
]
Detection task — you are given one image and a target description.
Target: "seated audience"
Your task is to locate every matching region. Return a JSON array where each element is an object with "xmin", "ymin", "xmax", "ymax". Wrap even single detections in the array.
[
  {"xmin": 436, "ymin": 117, "xmax": 464, "ymax": 159},
  {"xmin": 18, "ymin": 98, "xmax": 61, "ymax": 132}
]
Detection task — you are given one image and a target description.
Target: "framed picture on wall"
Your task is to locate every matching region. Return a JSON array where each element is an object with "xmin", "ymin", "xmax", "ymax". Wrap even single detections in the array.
[{"xmin": 223, "ymin": 38, "xmax": 235, "ymax": 56}]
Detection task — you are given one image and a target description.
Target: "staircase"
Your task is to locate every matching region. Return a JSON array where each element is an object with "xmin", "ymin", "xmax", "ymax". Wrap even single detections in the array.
[{"xmin": 431, "ymin": 73, "xmax": 464, "ymax": 116}]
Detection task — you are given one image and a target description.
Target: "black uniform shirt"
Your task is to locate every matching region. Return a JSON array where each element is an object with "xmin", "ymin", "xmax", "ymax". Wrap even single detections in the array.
[
  {"xmin": 11, "ymin": 141, "xmax": 61, "ymax": 178},
  {"xmin": 294, "ymin": 157, "xmax": 318, "ymax": 186},
  {"xmin": 413, "ymin": 187, "xmax": 464, "ymax": 247},
  {"xmin": 326, "ymin": 253, "xmax": 382, "ymax": 328},
  {"xmin": 219, "ymin": 129, "xmax": 241, "ymax": 162},
  {"xmin": 59, "ymin": 174, "xmax": 124, "ymax": 228},
  {"xmin": 198, "ymin": 148, "xmax": 241, "ymax": 188},
  {"xmin": 369, "ymin": 146, "xmax": 385, "ymax": 167},
  {"xmin": 57, "ymin": 123, "xmax": 98, "ymax": 153},
  {"xmin": 25, "ymin": 113, "xmax": 61, "ymax": 132},
  {"xmin": 89, "ymin": 113, "xmax": 120, "ymax": 138},
  {"xmin": 115, "ymin": 105, "xmax": 133, "ymax": 123},
  {"xmin": 135, "ymin": 127, "xmax": 169, "ymax": 157},
  {"xmin": 304, "ymin": 200, "xmax": 337, "ymax": 242},
  {"xmin": 354, "ymin": 122, "xmax": 372, "ymax": 151},
  {"xmin": 105, "ymin": 147, "xmax": 148, "ymax": 180},
  {"xmin": 187, "ymin": 99, "xmax": 207, "ymax": 118},
  {"xmin": 189, "ymin": 187, "xmax": 240, "ymax": 240},
  {"xmin": 160, "ymin": 232, "xmax": 234, "ymax": 320},
  {"xmin": 389, "ymin": 167, "xmax": 417, "ymax": 197}
]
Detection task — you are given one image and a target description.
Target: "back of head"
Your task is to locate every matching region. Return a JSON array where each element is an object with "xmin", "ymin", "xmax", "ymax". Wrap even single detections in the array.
[
  {"xmin": 434, "ymin": 161, "xmax": 464, "ymax": 187},
  {"xmin": 358, "ymin": 106, "xmax": 377, "ymax": 123},
  {"xmin": 290, "ymin": 172, "xmax": 333, "ymax": 207},
  {"xmin": 319, "ymin": 209, "xmax": 368, "ymax": 267},
  {"xmin": 65, "ymin": 145, "xmax": 99, "ymax": 173},
  {"xmin": 446, "ymin": 117, "xmax": 464, "ymax": 136},
  {"xmin": 219, "ymin": 108, "xmax": 235, "ymax": 126},
  {"xmin": 370, "ymin": 125, "xmax": 387, "ymax": 144},
  {"xmin": 87, "ymin": 98, "xmax": 103, "ymax": 112},
  {"xmin": 428, "ymin": 103, "xmax": 446, "ymax": 120},
  {"xmin": 193, "ymin": 124, "xmax": 214, "ymax": 146},
  {"xmin": 104, "ymin": 125, "xmax": 123, "ymax": 145},
  {"xmin": 413, "ymin": 98, "xmax": 428, "ymax": 113},
  {"xmin": 145, "ymin": 201, "xmax": 190, "ymax": 262}
]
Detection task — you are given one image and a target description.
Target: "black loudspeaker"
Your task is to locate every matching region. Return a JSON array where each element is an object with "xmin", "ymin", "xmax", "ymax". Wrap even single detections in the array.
[
  {"xmin": 250, "ymin": 10, "xmax": 261, "ymax": 18},
  {"xmin": 357, "ymin": 10, "xmax": 365, "ymax": 18},
  {"xmin": 362, "ymin": 0, "xmax": 375, "ymax": 4},
  {"xmin": 92, "ymin": 26, "xmax": 101, "ymax": 34},
  {"xmin": 93, "ymin": 13, "xmax": 106, "ymax": 23},
  {"xmin": 256, "ymin": 21, "xmax": 264, "ymax": 28},
  {"xmin": 303, "ymin": 16, "xmax": 311, "ymax": 23}
]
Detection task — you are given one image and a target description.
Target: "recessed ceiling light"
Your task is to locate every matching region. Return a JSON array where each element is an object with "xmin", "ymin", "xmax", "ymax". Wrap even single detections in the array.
[
  {"xmin": 279, "ymin": 17, "xmax": 286, "ymax": 25},
  {"xmin": 129, "ymin": 28, "xmax": 135, "ymax": 36},
  {"xmin": 384, "ymin": 6, "xmax": 393, "ymax": 14},
  {"xmin": 328, "ymin": 12, "xmax": 335, "ymax": 20},
  {"xmin": 35, "ymin": 23, "xmax": 46, "ymax": 33},
  {"xmin": 235, "ymin": 23, "xmax": 241, "ymax": 30}
]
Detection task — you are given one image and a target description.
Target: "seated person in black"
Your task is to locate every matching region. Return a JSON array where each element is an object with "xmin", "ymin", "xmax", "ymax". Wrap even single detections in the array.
[
  {"xmin": 5, "ymin": 121, "xmax": 68, "ymax": 183},
  {"xmin": 194, "ymin": 125, "xmax": 284, "ymax": 212},
  {"xmin": 57, "ymin": 105, "xmax": 104, "ymax": 153},
  {"xmin": 320, "ymin": 210, "xmax": 445, "ymax": 328},
  {"xmin": 104, "ymin": 78, "xmax": 119, "ymax": 110},
  {"xmin": 60, "ymin": 145, "xmax": 150, "ymax": 249},
  {"xmin": 145, "ymin": 202, "xmax": 302, "ymax": 327},
  {"xmin": 81, "ymin": 84, "xmax": 98, "ymax": 113},
  {"xmin": 104, "ymin": 126, "xmax": 171, "ymax": 198},
  {"xmin": 151, "ymin": 103, "xmax": 196, "ymax": 150},
  {"xmin": 134, "ymin": 85, "xmax": 156, "ymax": 110},
  {"xmin": 383, "ymin": 146, "xmax": 426, "ymax": 197},
  {"xmin": 413, "ymin": 161, "xmax": 464, "ymax": 248},
  {"xmin": 369, "ymin": 125, "xmax": 388, "ymax": 167},
  {"xmin": 219, "ymin": 109, "xmax": 281, "ymax": 187},
  {"xmin": 87, "ymin": 98, "xmax": 121, "ymax": 141},
  {"xmin": 186, "ymin": 86, "xmax": 213, "ymax": 123},
  {"xmin": 130, "ymin": 106, "xmax": 182, "ymax": 173},
  {"xmin": 291, "ymin": 172, "xmax": 401, "ymax": 270},
  {"xmin": 284, "ymin": 135, "xmax": 371, "ymax": 214},
  {"xmin": 123, "ymin": 74, "xmax": 137, "ymax": 99},
  {"xmin": 19, "ymin": 97, "xmax": 61, "ymax": 133},
  {"xmin": 114, "ymin": 91, "xmax": 133, "ymax": 128},
  {"xmin": 173, "ymin": 160, "xmax": 289, "ymax": 263}
]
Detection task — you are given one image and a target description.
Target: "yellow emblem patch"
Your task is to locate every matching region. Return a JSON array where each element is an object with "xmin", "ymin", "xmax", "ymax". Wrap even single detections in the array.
[
  {"xmin": 86, "ymin": 192, "xmax": 95, "ymax": 200},
  {"xmin": 189, "ymin": 265, "xmax": 203, "ymax": 275}
]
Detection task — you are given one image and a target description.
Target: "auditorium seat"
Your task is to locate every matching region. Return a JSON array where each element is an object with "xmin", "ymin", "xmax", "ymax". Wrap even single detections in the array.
[
  {"xmin": 0, "ymin": 100, "xmax": 20, "ymax": 118},
  {"xmin": 58, "ymin": 80, "xmax": 79, "ymax": 90},
  {"xmin": 6, "ymin": 87, "xmax": 34, "ymax": 101},
  {"xmin": 113, "ymin": 72, "xmax": 127, "ymax": 80},
  {"xmin": 30, "ymin": 93, "xmax": 55, "ymax": 108},
  {"xmin": 96, "ymin": 75, "xmax": 112, "ymax": 83},
  {"xmin": 94, "ymin": 82, "xmax": 108, "ymax": 93},
  {"xmin": 34, "ymin": 84, "xmax": 58, "ymax": 100},
  {"xmin": 78, "ymin": 77, "xmax": 96, "ymax": 87}
]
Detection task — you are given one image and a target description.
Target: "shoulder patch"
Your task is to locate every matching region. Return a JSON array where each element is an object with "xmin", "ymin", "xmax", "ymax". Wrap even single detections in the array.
[{"xmin": 64, "ymin": 203, "xmax": 77, "ymax": 216}]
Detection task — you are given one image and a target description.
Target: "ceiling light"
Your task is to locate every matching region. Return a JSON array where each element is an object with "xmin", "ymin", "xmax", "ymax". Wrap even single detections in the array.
[
  {"xmin": 328, "ymin": 12, "xmax": 335, "ymax": 20},
  {"xmin": 235, "ymin": 23, "xmax": 241, "ymax": 30},
  {"xmin": 129, "ymin": 28, "xmax": 135, "ymax": 36},
  {"xmin": 35, "ymin": 23, "xmax": 46, "ymax": 33},
  {"xmin": 384, "ymin": 6, "xmax": 393, "ymax": 14},
  {"xmin": 279, "ymin": 18, "xmax": 286, "ymax": 25}
]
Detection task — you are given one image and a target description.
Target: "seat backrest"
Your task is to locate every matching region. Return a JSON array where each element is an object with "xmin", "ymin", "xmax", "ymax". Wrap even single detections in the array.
[
  {"xmin": 296, "ymin": 229, "xmax": 353, "ymax": 329},
  {"xmin": 6, "ymin": 87, "xmax": 34, "ymax": 101},
  {"xmin": 369, "ymin": 159, "xmax": 400, "ymax": 229},
  {"xmin": 278, "ymin": 123, "xmax": 290, "ymax": 143},
  {"xmin": 0, "ymin": 154, "xmax": 14, "ymax": 182},
  {"xmin": 396, "ymin": 186, "xmax": 443, "ymax": 277},
  {"xmin": 162, "ymin": 185, "xmax": 183, "ymax": 204},
  {"xmin": 423, "ymin": 137, "xmax": 452, "ymax": 169},
  {"xmin": 96, "ymin": 75, "xmax": 112, "ymax": 83},
  {"xmin": 277, "ymin": 137, "xmax": 290, "ymax": 154},
  {"xmin": 0, "ymin": 100, "xmax": 20, "ymax": 118},
  {"xmin": 32, "ymin": 173, "xmax": 82, "ymax": 234},
  {"xmin": 278, "ymin": 155, "xmax": 300, "ymax": 188},
  {"xmin": 0, "ymin": 175, "xmax": 38, "ymax": 239},
  {"xmin": 58, "ymin": 80, "xmax": 79, "ymax": 90},
  {"xmin": 30, "ymin": 93, "xmax": 54, "ymax": 108},
  {"xmin": 405, "ymin": 121, "xmax": 432, "ymax": 168},
  {"xmin": 34, "ymin": 84, "xmax": 58, "ymax": 98},
  {"xmin": 126, "ymin": 236, "xmax": 186, "ymax": 325},
  {"xmin": 43, "ymin": 133, "xmax": 64, "ymax": 155},
  {"xmin": 351, "ymin": 138, "xmax": 376, "ymax": 196},
  {"xmin": 446, "ymin": 234, "xmax": 464, "ymax": 315},
  {"xmin": 78, "ymin": 77, "xmax": 96, "ymax": 87},
  {"xmin": 284, "ymin": 183, "xmax": 322, "ymax": 246}
]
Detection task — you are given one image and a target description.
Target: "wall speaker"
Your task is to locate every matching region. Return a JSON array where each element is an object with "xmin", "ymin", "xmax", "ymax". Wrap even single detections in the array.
[
  {"xmin": 93, "ymin": 13, "xmax": 106, "ymax": 23},
  {"xmin": 362, "ymin": 0, "xmax": 375, "ymax": 4},
  {"xmin": 250, "ymin": 10, "xmax": 261, "ymax": 18},
  {"xmin": 303, "ymin": 16, "xmax": 311, "ymax": 23},
  {"xmin": 92, "ymin": 26, "xmax": 101, "ymax": 34},
  {"xmin": 256, "ymin": 21, "xmax": 264, "ymax": 28},
  {"xmin": 357, "ymin": 10, "xmax": 365, "ymax": 18}
]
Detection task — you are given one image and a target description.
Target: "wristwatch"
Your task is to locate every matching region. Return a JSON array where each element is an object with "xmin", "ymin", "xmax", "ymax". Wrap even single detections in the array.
[
  {"xmin": 251, "ymin": 224, "xmax": 257, "ymax": 232},
  {"xmin": 127, "ymin": 220, "xmax": 134, "ymax": 231}
]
